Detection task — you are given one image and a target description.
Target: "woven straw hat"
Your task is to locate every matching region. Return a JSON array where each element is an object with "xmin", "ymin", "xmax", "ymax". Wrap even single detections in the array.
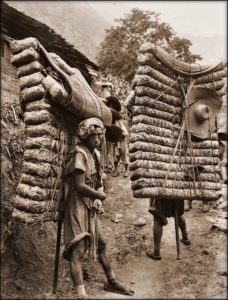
[{"xmin": 187, "ymin": 87, "xmax": 222, "ymax": 139}]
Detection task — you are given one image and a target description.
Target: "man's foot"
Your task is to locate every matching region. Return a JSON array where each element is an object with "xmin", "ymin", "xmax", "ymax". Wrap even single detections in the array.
[
  {"xmin": 185, "ymin": 205, "xmax": 192, "ymax": 212},
  {"xmin": 104, "ymin": 279, "xmax": 134, "ymax": 296},
  {"xmin": 123, "ymin": 172, "xmax": 128, "ymax": 177},
  {"xmin": 113, "ymin": 171, "xmax": 119, "ymax": 177},
  {"xmin": 185, "ymin": 200, "xmax": 192, "ymax": 211},
  {"xmin": 180, "ymin": 238, "xmax": 191, "ymax": 245},
  {"xmin": 202, "ymin": 203, "xmax": 209, "ymax": 213},
  {"xmin": 146, "ymin": 250, "xmax": 162, "ymax": 260}
]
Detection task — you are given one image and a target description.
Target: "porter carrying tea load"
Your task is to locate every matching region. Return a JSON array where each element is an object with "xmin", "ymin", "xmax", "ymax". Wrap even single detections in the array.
[
  {"xmin": 129, "ymin": 42, "xmax": 226, "ymax": 201},
  {"xmin": 10, "ymin": 37, "xmax": 113, "ymax": 224}
]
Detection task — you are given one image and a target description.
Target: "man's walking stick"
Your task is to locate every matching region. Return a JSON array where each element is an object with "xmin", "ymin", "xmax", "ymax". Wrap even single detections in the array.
[
  {"xmin": 53, "ymin": 220, "xmax": 62, "ymax": 295},
  {"xmin": 174, "ymin": 202, "xmax": 181, "ymax": 260}
]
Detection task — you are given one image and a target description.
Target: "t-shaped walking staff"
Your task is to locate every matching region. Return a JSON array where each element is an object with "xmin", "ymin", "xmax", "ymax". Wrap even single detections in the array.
[
  {"xmin": 174, "ymin": 202, "xmax": 181, "ymax": 260},
  {"xmin": 52, "ymin": 184, "xmax": 74, "ymax": 296},
  {"xmin": 53, "ymin": 219, "xmax": 62, "ymax": 295}
]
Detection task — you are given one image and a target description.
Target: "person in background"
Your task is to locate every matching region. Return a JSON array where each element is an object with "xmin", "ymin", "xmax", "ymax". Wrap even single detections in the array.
[
  {"xmin": 185, "ymin": 199, "xmax": 209, "ymax": 213},
  {"xmin": 147, "ymin": 198, "xmax": 190, "ymax": 260},
  {"xmin": 105, "ymin": 96, "xmax": 129, "ymax": 177},
  {"xmin": 63, "ymin": 117, "xmax": 134, "ymax": 298},
  {"xmin": 95, "ymin": 78, "xmax": 113, "ymax": 99},
  {"xmin": 113, "ymin": 120, "xmax": 129, "ymax": 178}
]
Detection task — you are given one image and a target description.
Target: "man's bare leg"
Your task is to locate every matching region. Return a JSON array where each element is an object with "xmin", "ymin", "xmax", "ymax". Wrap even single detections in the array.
[
  {"xmin": 185, "ymin": 200, "xmax": 192, "ymax": 211},
  {"xmin": 202, "ymin": 201, "xmax": 209, "ymax": 213},
  {"xmin": 178, "ymin": 215, "xmax": 191, "ymax": 245},
  {"xmin": 97, "ymin": 231, "xmax": 134, "ymax": 295},
  {"xmin": 123, "ymin": 163, "xmax": 129, "ymax": 177},
  {"xmin": 70, "ymin": 240, "xmax": 88, "ymax": 299},
  {"xmin": 147, "ymin": 216, "xmax": 163, "ymax": 259},
  {"xmin": 113, "ymin": 157, "xmax": 120, "ymax": 177}
]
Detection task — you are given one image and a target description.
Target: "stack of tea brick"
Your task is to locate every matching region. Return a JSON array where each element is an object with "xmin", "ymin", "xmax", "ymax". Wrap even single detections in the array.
[
  {"xmin": 130, "ymin": 42, "xmax": 227, "ymax": 201},
  {"xmin": 10, "ymin": 38, "xmax": 73, "ymax": 223}
]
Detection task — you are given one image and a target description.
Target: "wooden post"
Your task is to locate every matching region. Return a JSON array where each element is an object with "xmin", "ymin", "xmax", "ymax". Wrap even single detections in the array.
[
  {"xmin": 174, "ymin": 202, "xmax": 181, "ymax": 260},
  {"xmin": 53, "ymin": 220, "xmax": 62, "ymax": 295}
]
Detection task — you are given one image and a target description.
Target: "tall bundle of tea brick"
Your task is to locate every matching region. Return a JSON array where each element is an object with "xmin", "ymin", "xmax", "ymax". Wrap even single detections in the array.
[
  {"xmin": 130, "ymin": 42, "xmax": 227, "ymax": 201},
  {"xmin": 10, "ymin": 37, "xmax": 112, "ymax": 224}
]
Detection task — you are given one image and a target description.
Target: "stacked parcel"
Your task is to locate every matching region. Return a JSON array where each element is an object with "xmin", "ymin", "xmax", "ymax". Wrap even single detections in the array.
[
  {"xmin": 10, "ymin": 37, "xmax": 112, "ymax": 223},
  {"xmin": 130, "ymin": 42, "xmax": 226, "ymax": 201}
]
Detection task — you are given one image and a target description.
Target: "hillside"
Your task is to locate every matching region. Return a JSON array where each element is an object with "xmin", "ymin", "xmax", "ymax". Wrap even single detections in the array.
[
  {"xmin": 5, "ymin": 2, "xmax": 226, "ymax": 64},
  {"xmin": 4, "ymin": 1, "xmax": 111, "ymax": 62}
]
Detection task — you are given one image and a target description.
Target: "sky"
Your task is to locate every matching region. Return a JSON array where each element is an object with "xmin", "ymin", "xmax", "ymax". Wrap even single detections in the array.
[{"xmin": 89, "ymin": 0, "xmax": 227, "ymax": 37}]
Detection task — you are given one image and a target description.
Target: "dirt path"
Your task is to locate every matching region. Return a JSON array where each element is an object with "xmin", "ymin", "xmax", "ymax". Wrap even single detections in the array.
[
  {"xmin": 2, "ymin": 171, "xmax": 226, "ymax": 299},
  {"xmin": 90, "ymin": 175, "xmax": 227, "ymax": 299}
]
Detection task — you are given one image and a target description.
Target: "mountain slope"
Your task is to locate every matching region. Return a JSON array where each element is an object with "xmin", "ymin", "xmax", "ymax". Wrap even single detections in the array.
[{"xmin": 4, "ymin": 1, "xmax": 111, "ymax": 62}]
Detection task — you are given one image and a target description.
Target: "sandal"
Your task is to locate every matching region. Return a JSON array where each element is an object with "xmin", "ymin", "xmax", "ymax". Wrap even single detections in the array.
[
  {"xmin": 146, "ymin": 250, "xmax": 162, "ymax": 260},
  {"xmin": 180, "ymin": 238, "xmax": 191, "ymax": 245},
  {"xmin": 104, "ymin": 280, "xmax": 134, "ymax": 296}
]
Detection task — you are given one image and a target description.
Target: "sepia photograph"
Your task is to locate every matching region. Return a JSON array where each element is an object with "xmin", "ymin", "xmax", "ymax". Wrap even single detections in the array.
[{"xmin": 1, "ymin": 1, "xmax": 227, "ymax": 299}]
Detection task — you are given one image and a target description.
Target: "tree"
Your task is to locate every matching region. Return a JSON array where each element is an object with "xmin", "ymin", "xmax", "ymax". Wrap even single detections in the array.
[{"xmin": 96, "ymin": 9, "xmax": 202, "ymax": 82}]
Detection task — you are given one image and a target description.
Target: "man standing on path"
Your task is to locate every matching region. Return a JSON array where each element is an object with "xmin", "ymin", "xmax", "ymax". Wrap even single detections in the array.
[{"xmin": 62, "ymin": 117, "xmax": 134, "ymax": 298}]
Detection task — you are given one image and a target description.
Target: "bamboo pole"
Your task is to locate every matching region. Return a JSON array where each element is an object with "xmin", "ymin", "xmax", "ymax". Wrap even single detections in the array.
[{"xmin": 174, "ymin": 204, "xmax": 181, "ymax": 260}]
